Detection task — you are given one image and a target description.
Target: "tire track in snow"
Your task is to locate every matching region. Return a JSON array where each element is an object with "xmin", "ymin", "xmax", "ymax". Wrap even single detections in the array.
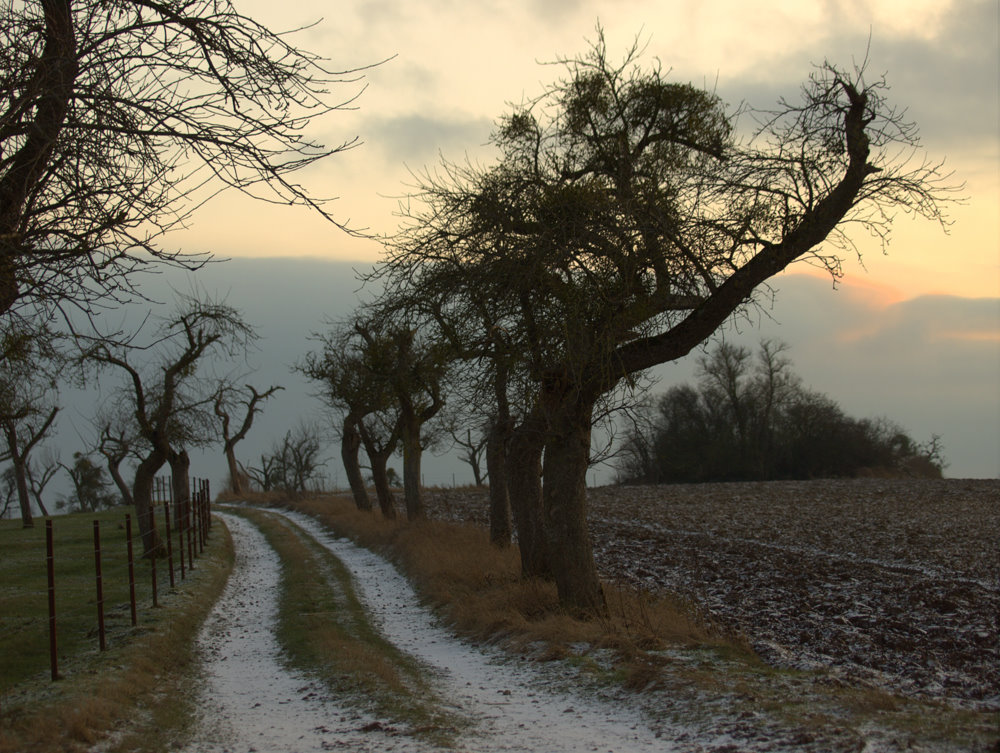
[
  {"xmin": 180, "ymin": 512, "xmax": 422, "ymax": 753},
  {"xmin": 272, "ymin": 508, "xmax": 695, "ymax": 753}
]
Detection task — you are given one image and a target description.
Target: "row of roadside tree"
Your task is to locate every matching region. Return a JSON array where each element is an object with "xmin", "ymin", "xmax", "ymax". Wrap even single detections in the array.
[{"xmin": 1, "ymin": 3, "xmax": 954, "ymax": 617}]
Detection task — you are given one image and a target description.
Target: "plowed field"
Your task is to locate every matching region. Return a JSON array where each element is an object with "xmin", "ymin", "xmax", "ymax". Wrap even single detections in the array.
[{"xmin": 424, "ymin": 478, "xmax": 999, "ymax": 710}]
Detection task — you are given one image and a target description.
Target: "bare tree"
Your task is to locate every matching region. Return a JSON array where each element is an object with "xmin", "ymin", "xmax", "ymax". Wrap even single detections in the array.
[
  {"xmin": 214, "ymin": 383, "xmax": 282, "ymax": 495},
  {"xmin": 1, "ymin": 406, "xmax": 59, "ymax": 526},
  {"xmin": 380, "ymin": 33, "xmax": 956, "ymax": 614},
  {"xmin": 0, "ymin": 0, "xmax": 372, "ymax": 317},
  {"xmin": 26, "ymin": 448, "xmax": 61, "ymax": 515},
  {"xmin": 251, "ymin": 424, "xmax": 326, "ymax": 497},
  {"xmin": 354, "ymin": 319, "xmax": 449, "ymax": 521},
  {"xmin": 95, "ymin": 411, "xmax": 136, "ymax": 507},
  {"xmin": 0, "ymin": 316, "xmax": 63, "ymax": 526},
  {"xmin": 300, "ymin": 315, "xmax": 450, "ymax": 520},
  {"xmin": 89, "ymin": 295, "xmax": 255, "ymax": 555},
  {"xmin": 298, "ymin": 322, "xmax": 386, "ymax": 513},
  {"xmin": 62, "ymin": 451, "xmax": 116, "ymax": 512}
]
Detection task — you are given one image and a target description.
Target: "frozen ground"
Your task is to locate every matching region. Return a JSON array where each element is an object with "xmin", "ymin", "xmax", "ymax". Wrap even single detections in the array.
[
  {"xmin": 424, "ymin": 478, "xmax": 1000, "ymax": 711},
  {"xmin": 179, "ymin": 512, "xmax": 414, "ymax": 753},
  {"xmin": 173, "ymin": 481, "xmax": 997, "ymax": 753},
  {"xmin": 182, "ymin": 509, "xmax": 699, "ymax": 752}
]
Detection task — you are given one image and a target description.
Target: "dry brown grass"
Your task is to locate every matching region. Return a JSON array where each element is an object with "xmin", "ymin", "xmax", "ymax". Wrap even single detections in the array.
[{"xmin": 287, "ymin": 493, "xmax": 739, "ymax": 682}]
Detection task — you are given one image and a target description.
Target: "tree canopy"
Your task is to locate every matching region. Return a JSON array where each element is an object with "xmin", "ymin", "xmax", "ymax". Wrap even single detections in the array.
[
  {"xmin": 373, "ymin": 31, "xmax": 955, "ymax": 614},
  {"xmin": 0, "ymin": 0, "xmax": 368, "ymax": 316}
]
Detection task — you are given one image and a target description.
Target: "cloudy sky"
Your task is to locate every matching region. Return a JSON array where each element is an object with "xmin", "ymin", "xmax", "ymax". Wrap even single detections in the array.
[
  {"xmin": 178, "ymin": 0, "xmax": 999, "ymax": 300},
  {"xmin": 37, "ymin": 0, "xmax": 1000, "ymax": 502}
]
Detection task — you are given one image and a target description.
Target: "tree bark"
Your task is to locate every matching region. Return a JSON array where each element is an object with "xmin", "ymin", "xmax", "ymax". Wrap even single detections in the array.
[
  {"xmin": 369, "ymin": 451, "xmax": 397, "ymax": 519},
  {"xmin": 486, "ymin": 417, "xmax": 512, "ymax": 547},
  {"xmin": 507, "ymin": 411, "xmax": 549, "ymax": 578},
  {"xmin": 132, "ymin": 451, "xmax": 166, "ymax": 557},
  {"xmin": 169, "ymin": 448, "xmax": 190, "ymax": 532},
  {"xmin": 341, "ymin": 416, "xmax": 371, "ymax": 511},
  {"xmin": 541, "ymin": 394, "xmax": 605, "ymax": 616},
  {"xmin": 106, "ymin": 456, "xmax": 133, "ymax": 507},
  {"xmin": 0, "ymin": 0, "xmax": 79, "ymax": 314},
  {"xmin": 8, "ymin": 436, "xmax": 33, "ymax": 528},
  {"xmin": 401, "ymin": 420, "xmax": 424, "ymax": 521},
  {"xmin": 224, "ymin": 446, "xmax": 243, "ymax": 495}
]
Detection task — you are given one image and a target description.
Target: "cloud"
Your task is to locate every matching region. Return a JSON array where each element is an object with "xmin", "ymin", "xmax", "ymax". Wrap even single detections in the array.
[
  {"xmin": 713, "ymin": 0, "xmax": 998, "ymax": 150},
  {"xmin": 363, "ymin": 113, "xmax": 496, "ymax": 166}
]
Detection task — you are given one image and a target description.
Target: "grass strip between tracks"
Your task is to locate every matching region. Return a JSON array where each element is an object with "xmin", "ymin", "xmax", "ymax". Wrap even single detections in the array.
[{"xmin": 233, "ymin": 506, "xmax": 465, "ymax": 746}]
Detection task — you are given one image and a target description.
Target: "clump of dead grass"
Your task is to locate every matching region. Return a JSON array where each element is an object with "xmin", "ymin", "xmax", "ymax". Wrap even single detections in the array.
[{"xmin": 285, "ymin": 492, "xmax": 745, "ymax": 691}]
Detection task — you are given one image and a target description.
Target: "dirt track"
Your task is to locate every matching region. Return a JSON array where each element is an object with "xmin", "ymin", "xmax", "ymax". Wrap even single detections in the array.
[{"xmin": 423, "ymin": 478, "xmax": 999, "ymax": 710}]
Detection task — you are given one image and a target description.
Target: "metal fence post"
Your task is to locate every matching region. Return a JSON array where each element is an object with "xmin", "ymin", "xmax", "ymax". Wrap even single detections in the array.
[
  {"xmin": 163, "ymin": 497, "xmax": 176, "ymax": 587},
  {"xmin": 93, "ymin": 521, "xmax": 107, "ymax": 651},
  {"xmin": 149, "ymin": 504, "xmax": 158, "ymax": 608},
  {"xmin": 46, "ymin": 519, "xmax": 58, "ymax": 681},
  {"xmin": 125, "ymin": 514, "xmax": 137, "ymax": 627},
  {"xmin": 186, "ymin": 497, "xmax": 195, "ymax": 571}
]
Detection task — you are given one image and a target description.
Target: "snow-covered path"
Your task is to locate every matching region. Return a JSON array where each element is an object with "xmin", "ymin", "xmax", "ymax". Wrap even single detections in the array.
[
  {"xmin": 180, "ymin": 512, "xmax": 421, "ymax": 752},
  {"xmin": 276, "ymin": 508, "xmax": 685, "ymax": 753},
  {"xmin": 184, "ymin": 507, "xmax": 688, "ymax": 752}
]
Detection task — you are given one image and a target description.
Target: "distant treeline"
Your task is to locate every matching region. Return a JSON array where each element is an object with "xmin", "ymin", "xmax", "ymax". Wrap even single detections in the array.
[{"xmin": 615, "ymin": 341, "xmax": 945, "ymax": 485}]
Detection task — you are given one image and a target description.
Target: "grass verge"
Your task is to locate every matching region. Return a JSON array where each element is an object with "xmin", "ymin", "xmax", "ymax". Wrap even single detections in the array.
[
  {"xmin": 286, "ymin": 494, "xmax": 736, "ymax": 670},
  {"xmin": 0, "ymin": 510, "xmax": 234, "ymax": 753},
  {"xmin": 231, "ymin": 506, "xmax": 464, "ymax": 745}
]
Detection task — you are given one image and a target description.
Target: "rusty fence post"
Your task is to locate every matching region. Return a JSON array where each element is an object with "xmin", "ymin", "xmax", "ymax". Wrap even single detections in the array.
[
  {"xmin": 149, "ymin": 504, "xmax": 158, "ymax": 608},
  {"xmin": 93, "ymin": 521, "xmax": 107, "ymax": 652},
  {"xmin": 204, "ymin": 479, "xmax": 212, "ymax": 532},
  {"xmin": 175, "ymin": 497, "xmax": 186, "ymax": 581},
  {"xmin": 195, "ymin": 480, "xmax": 205, "ymax": 553},
  {"xmin": 163, "ymin": 496, "xmax": 176, "ymax": 588},
  {"xmin": 186, "ymin": 497, "xmax": 195, "ymax": 571},
  {"xmin": 125, "ymin": 514, "xmax": 137, "ymax": 627},
  {"xmin": 46, "ymin": 519, "xmax": 58, "ymax": 681}
]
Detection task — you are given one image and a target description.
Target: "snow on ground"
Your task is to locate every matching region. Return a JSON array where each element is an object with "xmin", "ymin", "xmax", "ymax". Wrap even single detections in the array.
[
  {"xmin": 179, "ymin": 512, "xmax": 418, "ymax": 753},
  {"xmin": 186, "ymin": 509, "xmax": 698, "ymax": 752},
  {"xmin": 177, "ymin": 494, "xmax": 996, "ymax": 753},
  {"xmin": 423, "ymin": 478, "xmax": 1000, "ymax": 711},
  {"xmin": 275, "ymin": 508, "xmax": 699, "ymax": 752}
]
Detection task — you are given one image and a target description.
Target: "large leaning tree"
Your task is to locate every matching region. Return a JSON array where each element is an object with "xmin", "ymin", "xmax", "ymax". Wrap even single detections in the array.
[
  {"xmin": 0, "ymin": 0, "xmax": 368, "ymax": 317},
  {"xmin": 378, "ymin": 33, "xmax": 955, "ymax": 615}
]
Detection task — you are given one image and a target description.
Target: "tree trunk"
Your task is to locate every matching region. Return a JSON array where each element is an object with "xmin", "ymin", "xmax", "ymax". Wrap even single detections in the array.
[
  {"xmin": 486, "ymin": 418, "xmax": 512, "ymax": 547},
  {"xmin": 0, "ymin": 0, "xmax": 79, "ymax": 314},
  {"xmin": 507, "ymin": 412, "xmax": 549, "ymax": 578},
  {"xmin": 341, "ymin": 417, "xmax": 371, "ymax": 511},
  {"xmin": 3, "ymin": 425, "xmax": 33, "ymax": 527},
  {"xmin": 401, "ymin": 422, "xmax": 424, "ymax": 521},
  {"xmin": 107, "ymin": 457, "xmax": 134, "ymax": 507},
  {"xmin": 541, "ymin": 395, "xmax": 606, "ymax": 617},
  {"xmin": 132, "ymin": 451, "xmax": 166, "ymax": 557},
  {"xmin": 13, "ymin": 456, "xmax": 33, "ymax": 528},
  {"xmin": 169, "ymin": 448, "xmax": 190, "ymax": 532},
  {"xmin": 369, "ymin": 451, "xmax": 397, "ymax": 519},
  {"xmin": 224, "ymin": 445, "xmax": 243, "ymax": 495}
]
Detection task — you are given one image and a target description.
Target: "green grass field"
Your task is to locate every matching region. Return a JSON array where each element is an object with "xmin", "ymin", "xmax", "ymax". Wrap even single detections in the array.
[
  {"xmin": 4, "ymin": 510, "xmax": 147, "ymax": 686},
  {"xmin": 0, "ymin": 505, "xmax": 231, "ymax": 753}
]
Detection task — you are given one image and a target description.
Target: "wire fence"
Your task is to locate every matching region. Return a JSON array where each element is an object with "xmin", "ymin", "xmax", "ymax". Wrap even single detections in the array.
[{"xmin": 37, "ymin": 477, "xmax": 214, "ymax": 682}]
